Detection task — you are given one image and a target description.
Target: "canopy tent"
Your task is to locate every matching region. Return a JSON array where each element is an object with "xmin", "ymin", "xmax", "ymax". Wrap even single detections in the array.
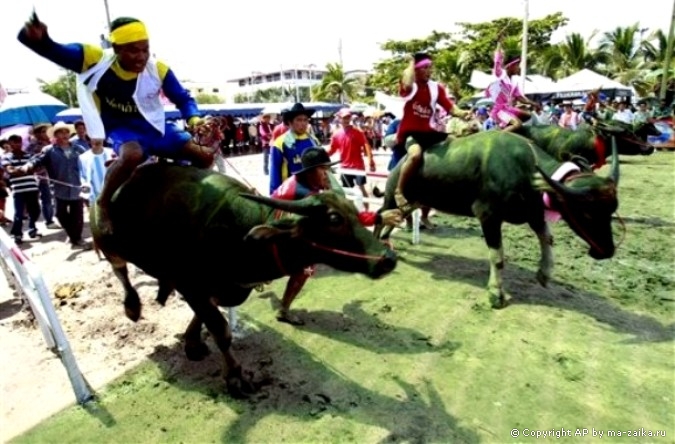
[
  {"xmin": 374, "ymin": 91, "xmax": 405, "ymax": 119},
  {"xmin": 199, "ymin": 102, "xmax": 342, "ymax": 118},
  {"xmin": 468, "ymin": 70, "xmax": 557, "ymax": 101},
  {"xmin": 53, "ymin": 102, "xmax": 344, "ymax": 123},
  {"xmin": 55, "ymin": 105, "xmax": 184, "ymax": 123},
  {"xmin": 543, "ymin": 69, "xmax": 632, "ymax": 100}
]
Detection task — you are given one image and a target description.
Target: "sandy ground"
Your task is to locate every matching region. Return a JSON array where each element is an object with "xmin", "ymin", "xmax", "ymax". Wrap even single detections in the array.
[{"xmin": 0, "ymin": 152, "xmax": 392, "ymax": 442}]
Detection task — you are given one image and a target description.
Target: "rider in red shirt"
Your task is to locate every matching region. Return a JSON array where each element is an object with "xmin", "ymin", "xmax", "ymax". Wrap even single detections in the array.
[{"xmin": 394, "ymin": 53, "xmax": 470, "ymax": 211}]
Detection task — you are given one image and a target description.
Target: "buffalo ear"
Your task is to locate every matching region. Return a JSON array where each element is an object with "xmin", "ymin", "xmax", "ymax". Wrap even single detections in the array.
[{"xmin": 244, "ymin": 224, "xmax": 299, "ymax": 242}]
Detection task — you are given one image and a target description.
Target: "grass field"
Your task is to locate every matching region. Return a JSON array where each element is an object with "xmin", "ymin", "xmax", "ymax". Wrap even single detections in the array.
[{"xmin": 14, "ymin": 153, "xmax": 674, "ymax": 444}]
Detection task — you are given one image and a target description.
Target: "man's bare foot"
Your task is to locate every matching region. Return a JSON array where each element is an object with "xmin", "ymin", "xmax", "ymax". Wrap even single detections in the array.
[
  {"xmin": 276, "ymin": 309, "xmax": 305, "ymax": 326},
  {"xmin": 394, "ymin": 189, "xmax": 413, "ymax": 213},
  {"xmin": 420, "ymin": 218, "xmax": 437, "ymax": 229}
]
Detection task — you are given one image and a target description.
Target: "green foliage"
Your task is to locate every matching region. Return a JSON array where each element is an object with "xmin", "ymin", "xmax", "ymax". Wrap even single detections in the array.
[
  {"xmin": 194, "ymin": 93, "xmax": 223, "ymax": 104},
  {"xmin": 369, "ymin": 13, "xmax": 673, "ymax": 101},
  {"xmin": 311, "ymin": 62, "xmax": 360, "ymax": 103},
  {"xmin": 369, "ymin": 13, "xmax": 568, "ymax": 100},
  {"xmin": 38, "ymin": 72, "xmax": 77, "ymax": 107}
]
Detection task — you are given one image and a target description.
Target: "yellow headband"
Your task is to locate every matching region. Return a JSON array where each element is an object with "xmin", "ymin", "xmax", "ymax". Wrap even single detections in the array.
[{"xmin": 109, "ymin": 22, "xmax": 149, "ymax": 45}]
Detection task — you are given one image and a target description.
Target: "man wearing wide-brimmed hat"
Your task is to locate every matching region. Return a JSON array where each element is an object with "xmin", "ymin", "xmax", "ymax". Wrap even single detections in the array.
[
  {"xmin": 258, "ymin": 111, "xmax": 274, "ymax": 175},
  {"xmin": 270, "ymin": 147, "xmax": 402, "ymax": 325},
  {"xmin": 19, "ymin": 13, "xmax": 215, "ymax": 235},
  {"xmin": 21, "ymin": 122, "xmax": 90, "ymax": 248},
  {"xmin": 269, "ymin": 103, "xmax": 322, "ymax": 194}
]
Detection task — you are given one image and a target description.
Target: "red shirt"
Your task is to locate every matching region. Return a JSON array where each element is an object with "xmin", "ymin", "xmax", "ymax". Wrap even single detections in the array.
[
  {"xmin": 272, "ymin": 123, "xmax": 288, "ymax": 140},
  {"xmin": 272, "ymin": 175, "xmax": 378, "ymax": 226},
  {"xmin": 327, "ymin": 126, "xmax": 369, "ymax": 170},
  {"xmin": 397, "ymin": 81, "xmax": 454, "ymax": 143}
]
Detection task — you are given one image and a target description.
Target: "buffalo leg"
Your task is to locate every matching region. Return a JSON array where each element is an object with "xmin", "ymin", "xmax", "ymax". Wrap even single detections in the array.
[
  {"xmin": 480, "ymin": 219, "xmax": 506, "ymax": 308},
  {"xmin": 156, "ymin": 279, "xmax": 175, "ymax": 306},
  {"xmin": 184, "ymin": 314, "xmax": 210, "ymax": 361},
  {"xmin": 108, "ymin": 255, "xmax": 142, "ymax": 322},
  {"xmin": 529, "ymin": 220, "xmax": 554, "ymax": 287},
  {"xmin": 186, "ymin": 298, "xmax": 254, "ymax": 397}
]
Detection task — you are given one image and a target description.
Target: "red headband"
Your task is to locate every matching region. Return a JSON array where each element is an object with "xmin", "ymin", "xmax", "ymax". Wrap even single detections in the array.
[{"xmin": 505, "ymin": 58, "xmax": 520, "ymax": 69}]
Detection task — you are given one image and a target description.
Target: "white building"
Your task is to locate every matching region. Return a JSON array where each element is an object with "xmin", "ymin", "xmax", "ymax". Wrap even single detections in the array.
[
  {"xmin": 181, "ymin": 81, "xmax": 228, "ymax": 100},
  {"xmin": 226, "ymin": 67, "xmax": 326, "ymax": 102}
]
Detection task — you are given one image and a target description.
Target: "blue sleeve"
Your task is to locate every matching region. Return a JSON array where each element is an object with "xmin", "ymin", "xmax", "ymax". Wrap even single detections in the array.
[
  {"xmin": 161, "ymin": 69, "xmax": 200, "ymax": 120},
  {"xmin": 269, "ymin": 147, "xmax": 284, "ymax": 194},
  {"xmin": 17, "ymin": 31, "xmax": 86, "ymax": 73}
]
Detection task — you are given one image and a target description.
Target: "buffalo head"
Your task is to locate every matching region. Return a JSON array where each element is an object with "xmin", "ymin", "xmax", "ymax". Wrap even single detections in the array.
[
  {"xmin": 239, "ymin": 191, "xmax": 397, "ymax": 278},
  {"xmin": 538, "ymin": 138, "xmax": 620, "ymax": 260},
  {"xmin": 595, "ymin": 120, "xmax": 657, "ymax": 156}
]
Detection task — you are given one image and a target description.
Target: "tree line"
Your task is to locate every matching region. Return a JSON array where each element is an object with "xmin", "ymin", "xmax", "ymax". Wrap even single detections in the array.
[{"xmin": 38, "ymin": 13, "xmax": 673, "ymax": 106}]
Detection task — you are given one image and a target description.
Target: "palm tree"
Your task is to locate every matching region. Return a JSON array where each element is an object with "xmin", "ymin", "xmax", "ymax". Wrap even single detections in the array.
[
  {"xmin": 311, "ymin": 63, "xmax": 360, "ymax": 103},
  {"xmin": 598, "ymin": 24, "xmax": 658, "ymax": 95},
  {"xmin": 536, "ymin": 32, "xmax": 608, "ymax": 79},
  {"xmin": 433, "ymin": 50, "xmax": 469, "ymax": 99}
]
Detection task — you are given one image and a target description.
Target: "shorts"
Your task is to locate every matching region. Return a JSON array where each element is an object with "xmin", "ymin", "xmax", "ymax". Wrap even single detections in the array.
[
  {"xmin": 391, "ymin": 130, "xmax": 448, "ymax": 161},
  {"xmin": 341, "ymin": 173, "xmax": 367, "ymax": 187},
  {"xmin": 107, "ymin": 122, "xmax": 192, "ymax": 160},
  {"xmin": 496, "ymin": 110, "xmax": 519, "ymax": 127}
]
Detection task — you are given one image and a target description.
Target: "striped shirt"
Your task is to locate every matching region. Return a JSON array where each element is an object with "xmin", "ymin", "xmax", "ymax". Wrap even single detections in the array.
[{"xmin": 1, "ymin": 152, "xmax": 38, "ymax": 194}]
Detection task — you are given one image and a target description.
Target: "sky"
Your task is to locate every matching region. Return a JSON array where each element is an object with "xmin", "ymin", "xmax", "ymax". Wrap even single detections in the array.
[{"xmin": 1, "ymin": 0, "xmax": 671, "ymax": 89}]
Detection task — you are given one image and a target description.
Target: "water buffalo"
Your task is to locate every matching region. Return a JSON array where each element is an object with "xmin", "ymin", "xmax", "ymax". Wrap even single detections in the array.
[
  {"xmin": 374, "ymin": 131, "xmax": 619, "ymax": 308},
  {"xmin": 91, "ymin": 163, "xmax": 397, "ymax": 396},
  {"xmin": 518, "ymin": 120, "xmax": 658, "ymax": 168}
]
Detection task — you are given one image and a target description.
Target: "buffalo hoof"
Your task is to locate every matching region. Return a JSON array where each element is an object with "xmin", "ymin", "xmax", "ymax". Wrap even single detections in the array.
[
  {"xmin": 489, "ymin": 291, "xmax": 508, "ymax": 309},
  {"xmin": 276, "ymin": 309, "xmax": 305, "ymax": 326},
  {"xmin": 225, "ymin": 367, "xmax": 257, "ymax": 399},
  {"xmin": 536, "ymin": 269, "xmax": 550, "ymax": 287},
  {"xmin": 124, "ymin": 301, "xmax": 142, "ymax": 322},
  {"xmin": 185, "ymin": 341, "xmax": 210, "ymax": 361}
]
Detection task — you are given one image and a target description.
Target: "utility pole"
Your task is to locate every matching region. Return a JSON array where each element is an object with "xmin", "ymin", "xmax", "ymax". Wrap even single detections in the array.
[
  {"xmin": 660, "ymin": 0, "xmax": 675, "ymax": 101},
  {"xmin": 338, "ymin": 38, "xmax": 345, "ymax": 103},
  {"xmin": 103, "ymin": 0, "xmax": 112, "ymax": 32},
  {"xmin": 519, "ymin": 0, "xmax": 529, "ymax": 94}
]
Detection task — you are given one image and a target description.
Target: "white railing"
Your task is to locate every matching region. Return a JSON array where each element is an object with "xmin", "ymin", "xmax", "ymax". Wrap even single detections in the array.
[{"xmin": 0, "ymin": 229, "xmax": 93, "ymax": 404}]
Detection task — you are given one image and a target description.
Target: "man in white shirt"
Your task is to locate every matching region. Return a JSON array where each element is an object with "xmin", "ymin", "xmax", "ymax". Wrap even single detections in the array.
[
  {"xmin": 79, "ymin": 140, "xmax": 116, "ymax": 207},
  {"xmin": 612, "ymin": 101, "xmax": 634, "ymax": 124}
]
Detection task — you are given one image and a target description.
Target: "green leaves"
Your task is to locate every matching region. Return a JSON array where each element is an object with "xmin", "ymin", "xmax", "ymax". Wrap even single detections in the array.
[{"xmin": 369, "ymin": 13, "xmax": 569, "ymax": 100}]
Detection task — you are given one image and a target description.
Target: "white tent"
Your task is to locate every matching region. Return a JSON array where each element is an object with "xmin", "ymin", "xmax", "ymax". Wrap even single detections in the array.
[
  {"xmin": 468, "ymin": 70, "xmax": 557, "ymax": 95},
  {"xmin": 547, "ymin": 69, "xmax": 632, "ymax": 99},
  {"xmin": 374, "ymin": 91, "xmax": 405, "ymax": 119}
]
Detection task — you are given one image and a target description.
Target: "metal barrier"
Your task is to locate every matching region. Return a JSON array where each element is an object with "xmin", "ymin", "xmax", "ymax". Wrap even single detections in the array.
[
  {"xmin": 335, "ymin": 167, "xmax": 421, "ymax": 245},
  {"xmin": 0, "ymin": 229, "xmax": 93, "ymax": 404}
]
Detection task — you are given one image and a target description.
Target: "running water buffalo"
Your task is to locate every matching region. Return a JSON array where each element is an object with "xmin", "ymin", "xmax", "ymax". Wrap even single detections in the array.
[
  {"xmin": 374, "ymin": 131, "xmax": 620, "ymax": 308},
  {"xmin": 518, "ymin": 120, "xmax": 659, "ymax": 168},
  {"xmin": 91, "ymin": 163, "xmax": 397, "ymax": 396}
]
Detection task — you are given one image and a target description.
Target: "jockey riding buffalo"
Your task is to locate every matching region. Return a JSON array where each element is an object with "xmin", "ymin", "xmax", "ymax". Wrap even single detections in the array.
[
  {"xmin": 374, "ymin": 132, "xmax": 620, "ymax": 308},
  {"xmin": 517, "ymin": 120, "xmax": 659, "ymax": 169},
  {"xmin": 91, "ymin": 163, "xmax": 397, "ymax": 397}
]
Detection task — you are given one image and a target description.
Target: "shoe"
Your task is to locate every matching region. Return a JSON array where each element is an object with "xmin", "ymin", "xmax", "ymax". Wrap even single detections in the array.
[
  {"xmin": 13, "ymin": 236, "xmax": 23, "ymax": 244},
  {"xmin": 45, "ymin": 222, "xmax": 59, "ymax": 229},
  {"xmin": 71, "ymin": 240, "xmax": 92, "ymax": 250},
  {"xmin": 28, "ymin": 230, "xmax": 43, "ymax": 239}
]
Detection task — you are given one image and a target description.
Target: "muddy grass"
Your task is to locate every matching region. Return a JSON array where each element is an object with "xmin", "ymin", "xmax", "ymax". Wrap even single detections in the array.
[{"xmin": 9, "ymin": 153, "xmax": 675, "ymax": 443}]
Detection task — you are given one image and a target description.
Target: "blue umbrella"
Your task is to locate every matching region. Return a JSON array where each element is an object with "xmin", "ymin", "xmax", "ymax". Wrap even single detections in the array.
[{"xmin": 0, "ymin": 92, "xmax": 68, "ymax": 128}]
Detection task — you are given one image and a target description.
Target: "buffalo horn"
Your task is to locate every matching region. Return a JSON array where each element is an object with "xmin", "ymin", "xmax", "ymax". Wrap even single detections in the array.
[
  {"xmin": 536, "ymin": 166, "xmax": 591, "ymax": 197},
  {"xmin": 240, "ymin": 193, "xmax": 319, "ymax": 216},
  {"xmin": 609, "ymin": 136, "xmax": 620, "ymax": 185}
]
